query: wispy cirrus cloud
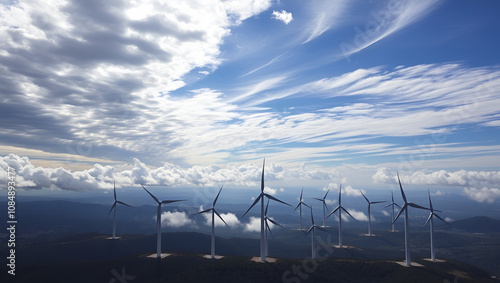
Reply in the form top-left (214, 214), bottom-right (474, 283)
top-left (339, 0), bottom-right (442, 57)
top-left (301, 0), bottom-right (349, 44)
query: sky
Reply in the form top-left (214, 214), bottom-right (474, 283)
top-left (1, 0), bottom-right (500, 206)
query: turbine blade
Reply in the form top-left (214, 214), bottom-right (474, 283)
top-left (265, 199), bottom-right (270, 216)
top-left (394, 203), bottom-right (401, 208)
top-left (192, 208), bottom-right (212, 216)
top-left (213, 186), bottom-right (223, 206)
top-left (323, 201), bottom-right (329, 212)
top-left (338, 184), bottom-right (342, 205)
top-left (313, 198), bottom-right (323, 202)
top-left (397, 172), bottom-right (407, 203)
top-left (310, 206), bottom-right (314, 225)
top-left (214, 209), bottom-right (229, 227)
top-left (294, 202), bottom-right (301, 212)
top-left (371, 201), bottom-right (385, 204)
top-left (265, 194), bottom-right (291, 206)
top-left (424, 214), bottom-right (432, 226)
top-left (116, 200), bottom-right (133, 208)
top-left (161, 199), bottom-right (185, 204)
top-left (408, 202), bottom-right (429, 210)
top-left (384, 203), bottom-right (392, 208)
top-left (267, 217), bottom-right (284, 228)
top-left (113, 180), bottom-right (117, 201)
top-left (434, 213), bottom-right (447, 224)
top-left (323, 189), bottom-right (329, 199)
top-left (242, 195), bottom-right (262, 218)
top-left (300, 188), bottom-right (304, 201)
top-left (360, 190), bottom-right (369, 203)
top-left (428, 189), bottom-right (434, 211)
top-left (342, 207), bottom-right (357, 220)
top-left (304, 226), bottom-right (314, 237)
top-left (392, 205), bottom-right (407, 225)
top-left (107, 202), bottom-right (116, 218)
top-left (326, 206), bottom-right (340, 218)
top-left (316, 226), bottom-right (329, 233)
top-left (142, 185), bottom-right (160, 204)
top-left (261, 159), bottom-right (265, 193)
top-left (265, 219), bottom-right (273, 238)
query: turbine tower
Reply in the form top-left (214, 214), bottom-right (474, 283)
top-left (424, 190), bottom-right (447, 261)
top-left (264, 199), bottom-right (285, 257)
top-left (392, 173), bottom-right (429, 266)
top-left (294, 188), bottom-right (310, 230)
top-left (314, 189), bottom-right (330, 227)
top-left (304, 206), bottom-right (328, 259)
top-left (385, 191), bottom-right (400, 232)
top-left (326, 185), bottom-right (356, 248)
top-left (107, 181), bottom-right (133, 240)
top-left (192, 186), bottom-right (228, 259)
top-left (359, 190), bottom-right (385, 236)
top-left (242, 159), bottom-right (290, 262)
top-left (142, 185), bottom-right (185, 259)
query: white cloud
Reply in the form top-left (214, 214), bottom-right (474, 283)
top-left (463, 187), bottom-right (500, 203)
top-left (302, 0), bottom-right (349, 43)
top-left (444, 217), bottom-right (455, 223)
top-left (244, 216), bottom-right (261, 232)
top-left (340, 0), bottom-right (441, 57)
top-left (264, 186), bottom-right (277, 195)
top-left (160, 210), bottom-right (193, 228)
top-left (381, 210), bottom-right (390, 217)
top-left (347, 209), bottom-right (369, 222)
top-left (431, 190), bottom-right (446, 196)
top-left (373, 168), bottom-right (500, 188)
top-left (199, 205), bottom-right (241, 227)
top-left (272, 10), bottom-right (293, 24)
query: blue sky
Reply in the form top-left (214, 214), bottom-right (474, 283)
top-left (1, 0), bottom-right (500, 206)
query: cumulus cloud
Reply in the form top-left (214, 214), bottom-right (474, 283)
top-left (463, 187), bottom-right (500, 203)
top-left (199, 205), bottom-right (241, 227)
top-left (381, 210), bottom-right (390, 217)
top-left (373, 168), bottom-right (500, 188)
top-left (0, 154), bottom-right (347, 191)
top-left (264, 186), bottom-right (277, 195)
top-left (272, 10), bottom-right (293, 24)
top-left (244, 216), bottom-right (261, 232)
top-left (347, 209), bottom-right (369, 222)
top-left (160, 210), bottom-right (193, 228)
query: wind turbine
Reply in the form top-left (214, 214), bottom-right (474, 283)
top-left (264, 199), bottom-right (285, 257)
top-left (304, 206), bottom-right (328, 259)
top-left (107, 181), bottom-right (133, 240)
top-left (392, 173), bottom-right (429, 266)
top-left (385, 191), bottom-right (400, 232)
top-left (142, 185), bottom-right (185, 259)
top-left (359, 190), bottom-right (385, 236)
top-left (294, 188), bottom-right (310, 230)
top-left (314, 189), bottom-right (330, 227)
top-left (424, 190), bottom-right (447, 261)
top-left (192, 186), bottom-right (228, 259)
top-left (326, 184), bottom-right (356, 248)
top-left (242, 159), bottom-right (290, 262)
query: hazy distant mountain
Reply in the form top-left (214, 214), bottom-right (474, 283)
top-left (443, 216), bottom-right (500, 233)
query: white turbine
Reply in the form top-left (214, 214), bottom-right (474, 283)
top-left (142, 185), bottom-right (185, 259)
top-left (326, 185), bottom-right (356, 248)
top-left (392, 173), bottom-right (429, 266)
top-left (304, 206), bottom-right (328, 259)
top-left (385, 191), bottom-right (400, 232)
top-left (424, 190), bottom-right (447, 261)
top-left (264, 199), bottom-right (285, 257)
top-left (107, 181), bottom-right (132, 240)
top-left (193, 186), bottom-right (228, 259)
top-left (294, 188), bottom-right (310, 230)
top-left (313, 189), bottom-right (330, 227)
top-left (359, 190), bottom-right (385, 236)
top-left (242, 159), bottom-right (290, 262)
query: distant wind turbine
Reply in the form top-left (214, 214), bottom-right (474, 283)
top-left (359, 190), bottom-right (385, 236)
top-left (424, 190), bottom-right (447, 261)
top-left (242, 159), bottom-right (291, 262)
top-left (192, 186), bottom-right (228, 259)
top-left (393, 173), bottom-right (429, 266)
top-left (107, 181), bottom-right (133, 240)
top-left (142, 185), bottom-right (185, 259)
top-left (326, 185), bottom-right (356, 248)
top-left (314, 189), bottom-right (330, 227)
top-left (264, 199), bottom-right (285, 257)
top-left (294, 188), bottom-right (310, 230)
top-left (385, 191), bottom-right (400, 232)
top-left (305, 206), bottom-right (328, 259)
